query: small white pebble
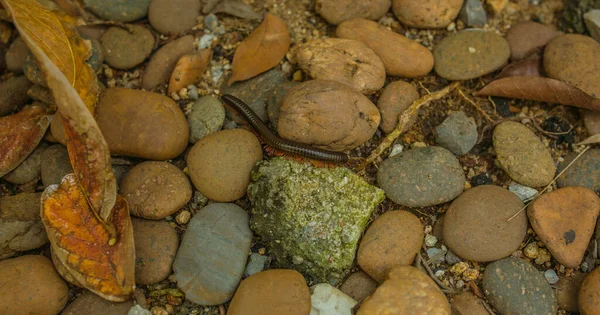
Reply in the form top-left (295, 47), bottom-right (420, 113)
top-left (424, 234), bottom-right (438, 247)
top-left (176, 211), bottom-right (191, 224)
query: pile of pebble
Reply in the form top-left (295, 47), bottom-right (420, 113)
top-left (1, 0), bottom-right (600, 314)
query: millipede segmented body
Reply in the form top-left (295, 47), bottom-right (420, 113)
top-left (221, 94), bottom-right (349, 163)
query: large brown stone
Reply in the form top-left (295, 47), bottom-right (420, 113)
top-left (132, 218), bottom-right (179, 285)
top-left (357, 265), bottom-right (451, 314)
top-left (443, 185), bottom-right (527, 262)
top-left (579, 267), bottom-right (600, 314)
top-left (187, 129), bottom-right (262, 202)
top-left (392, 0), bottom-right (463, 29)
top-left (278, 80), bottom-right (380, 152)
top-left (339, 271), bottom-right (378, 303)
top-left (227, 269), bottom-right (311, 315)
top-left (528, 186), bottom-right (600, 268)
top-left (96, 88), bottom-right (189, 160)
top-left (544, 34), bottom-right (600, 98)
top-left (505, 21), bottom-right (561, 60)
top-left (336, 18), bottom-right (433, 77)
top-left (0, 255), bottom-right (69, 315)
top-left (357, 210), bottom-right (423, 282)
top-left (315, 0), bottom-right (390, 25)
top-left (376, 81), bottom-right (419, 133)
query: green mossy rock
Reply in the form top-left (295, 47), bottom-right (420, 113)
top-left (248, 158), bottom-right (385, 284)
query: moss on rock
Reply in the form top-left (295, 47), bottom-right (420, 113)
top-left (248, 158), bottom-right (384, 284)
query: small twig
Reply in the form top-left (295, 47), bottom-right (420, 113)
top-left (458, 88), bottom-right (495, 123)
top-left (482, 300), bottom-right (498, 315)
top-left (356, 82), bottom-right (460, 171)
top-left (507, 146), bottom-right (591, 221)
top-left (416, 253), bottom-right (460, 294)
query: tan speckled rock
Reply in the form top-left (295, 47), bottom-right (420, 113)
top-left (339, 271), bottom-right (378, 303)
top-left (443, 185), bottom-right (527, 262)
top-left (96, 88), bottom-right (189, 160)
top-left (278, 80), bottom-right (380, 152)
top-left (451, 292), bottom-right (488, 315)
top-left (357, 210), bottom-right (423, 282)
top-left (187, 129), bottom-right (263, 202)
top-left (132, 218), bottom-right (179, 285)
top-left (358, 265), bottom-right (451, 314)
top-left (293, 38), bottom-right (385, 94)
top-left (101, 25), bottom-right (154, 69)
top-left (227, 269), bottom-right (311, 315)
top-left (544, 34), bottom-right (600, 98)
top-left (528, 187), bottom-right (600, 268)
top-left (579, 267), bottom-right (600, 314)
top-left (505, 21), bottom-right (560, 61)
top-left (554, 271), bottom-right (585, 312)
top-left (0, 255), bottom-right (68, 315)
top-left (336, 19), bottom-right (433, 77)
top-left (315, 0), bottom-right (390, 25)
top-left (120, 161), bottom-right (192, 219)
top-left (376, 81), bottom-right (419, 133)
top-left (493, 121), bottom-right (556, 187)
top-left (434, 29), bottom-right (510, 81)
top-left (392, 0), bottom-right (463, 29)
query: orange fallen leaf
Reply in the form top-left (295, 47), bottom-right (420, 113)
top-left (168, 49), bottom-right (213, 94)
top-left (0, 106), bottom-right (51, 177)
top-left (42, 174), bottom-right (135, 302)
top-left (228, 13), bottom-right (290, 85)
top-left (2, 0), bottom-right (116, 220)
top-left (474, 76), bottom-right (600, 112)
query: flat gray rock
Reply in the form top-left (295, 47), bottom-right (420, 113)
top-left (483, 258), bottom-right (557, 314)
top-left (435, 111), bottom-right (478, 155)
top-left (377, 146), bottom-right (465, 207)
top-left (173, 203), bottom-right (252, 305)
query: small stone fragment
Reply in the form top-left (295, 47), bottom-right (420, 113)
top-left (458, 0), bottom-right (487, 27)
top-left (435, 111), bottom-right (478, 155)
top-left (6, 37), bottom-right (28, 73)
top-left (3, 143), bottom-right (46, 184)
top-left (310, 283), bottom-right (357, 315)
top-left (508, 182), bottom-right (539, 202)
top-left (186, 95), bottom-right (225, 143)
top-left (168, 50), bottom-right (212, 94)
top-left (585, 10), bottom-right (600, 42)
top-left (0, 193), bottom-right (47, 259)
top-left (243, 253), bottom-right (268, 277)
top-left (376, 81), bottom-right (419, 133)
top-left (544, 269), bottom-right (559, 284)
top-left (0, 76), bottom-right (32, 116)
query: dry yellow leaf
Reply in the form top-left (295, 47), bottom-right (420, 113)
top-left (2, 0), bottom-right (116, 221)
top-left (2, 0), bottom-right (98, 112)
top-left (228, 13), bottom-right (290, 85)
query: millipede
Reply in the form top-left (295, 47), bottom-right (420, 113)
top-left (221, 94), bottom-right (349, 164)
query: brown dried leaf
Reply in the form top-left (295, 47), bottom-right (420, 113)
top-left (3, 0), bottom-right (116, 220)
top-left (42, 174), bottom-right (135, 302)
top-left (495, 56), bottom-right (544, 79)
top-left (228, 13), bottom-right (290, 85)
top-left (474, 76), bottom-right (600, 111)
top-left (576, 134), bottom-right (600, 146)
top-left (0, 106), bottom-right (51, 177)
top-left (168, 49), bottom-right (213, 94)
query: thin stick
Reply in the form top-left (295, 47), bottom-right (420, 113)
top-left (416, 253), bottom-right (459, 294)
top-left (458, 88), bottom-right (495, 123)
top-left (356, 82), bottom-right (460, 171)
top-left (507, 145), bottom-right (591, 221)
